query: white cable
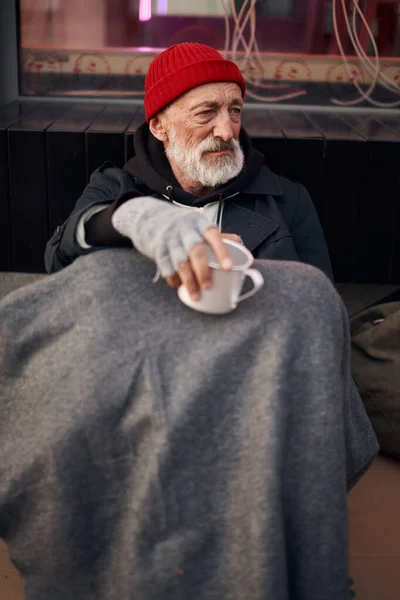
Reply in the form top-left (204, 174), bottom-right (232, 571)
top-left (231, 0), bottom-right (255, 61)
top-left (220, 0), bottom-right (231, 58)
top-left (331, 0), bottom-right (400, 107)
top-left (345, 0), bottom-right (400, 105)
top-left (350, 0), bottom-right (400, 97)
top-left (225, 0), bottom-right (306, 102)
top-left (222, 0), bottom-right (400, 108)
top-left (331, 0), bottom-right (381, 106)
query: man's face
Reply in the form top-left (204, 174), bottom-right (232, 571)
top-left (161, 82), bottom-right (245, 188)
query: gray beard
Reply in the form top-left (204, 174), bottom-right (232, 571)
top-left (165, 130), bottom-right (245, 188)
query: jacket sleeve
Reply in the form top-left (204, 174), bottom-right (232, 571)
top-left (44, 164), bottom-right (135, 274)
top-left (290, 185), bottom-right (334, 281)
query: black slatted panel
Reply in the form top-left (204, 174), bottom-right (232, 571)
top-left (306, 112), bottom-right (366, 283)
top-left (125, 107), bottom-right (145, 162)
top-left (7, 103), bottom-right (70, 273)
top-left (241, 109), bottom-right (287, 176)
top-left (341, 114), bottom-right (400, 284)
top-left (86, 105), bottom-right (137, 177)
top-left (373, 115), bottom-right (400, 284)
top-left (271, 111), bottom-right (325, 218)
top-left (4, 99), bottom-right (400, 283)
top-left (0, 102), bottom-right (34, 271)
top-left (46, 104), bottom-right (105, 235)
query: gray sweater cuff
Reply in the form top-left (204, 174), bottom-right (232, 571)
top-left (112, 197), bottom-right (213, 277)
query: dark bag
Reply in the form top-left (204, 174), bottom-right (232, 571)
top-left (350, 302), bottom-right (400, 458)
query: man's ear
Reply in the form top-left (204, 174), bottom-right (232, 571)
top-left (149, 115), bottom-right (168, 142)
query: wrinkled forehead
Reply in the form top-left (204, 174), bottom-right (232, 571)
top-left (170, 81), bottom-right (243, 114)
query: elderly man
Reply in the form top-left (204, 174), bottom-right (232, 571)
top-left (45, 42), bottom-right (332, 299)
top-left (0, 43), bottom-right (378, 600)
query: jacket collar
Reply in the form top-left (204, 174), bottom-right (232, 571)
top-left (242, 164), bottom-right (283, 197)
top-left (222, 166), bottom-right (285, 253)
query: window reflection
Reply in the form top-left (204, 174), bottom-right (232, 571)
top-left (19, 0), bottom-right (400, 107)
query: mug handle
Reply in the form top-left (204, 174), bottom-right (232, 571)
top-left (237, 268), bottom-right (264, 302)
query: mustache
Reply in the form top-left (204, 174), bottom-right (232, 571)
top-left (199, 137), bottom-right (237, 155)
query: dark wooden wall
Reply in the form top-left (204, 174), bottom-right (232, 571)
top-left (1, 101), bottom-right (400, 283)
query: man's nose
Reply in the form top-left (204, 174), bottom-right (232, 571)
top-left (212, 112), bottom-right (235, 142)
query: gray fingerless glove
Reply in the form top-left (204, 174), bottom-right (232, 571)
top-left (111, 196), bottom-right (214, 277)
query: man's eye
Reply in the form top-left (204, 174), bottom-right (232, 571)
top-left (231, 108), bottom-right (242, 114)
top-left (199, 110), bottom-right (212, 116)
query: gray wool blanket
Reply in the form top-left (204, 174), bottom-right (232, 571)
top-left (0, 249), bottom-right (378, 600)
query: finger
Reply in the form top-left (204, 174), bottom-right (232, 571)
top-left (203, 227), bottom-right (233, 270)
top-left (188, 242), bottom-right (213, 290)
top-left (177, 260), bottom-right (201, 300)
top-left (165, 273), bottom-right (181, 289)
top-left (221, 233), bottom-right (242, 245)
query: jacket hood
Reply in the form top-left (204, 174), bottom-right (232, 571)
top-left (123, 122), bottom-right (265, 207)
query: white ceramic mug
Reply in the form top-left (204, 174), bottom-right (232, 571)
top-left (177, 239), bottom-right (264, 314)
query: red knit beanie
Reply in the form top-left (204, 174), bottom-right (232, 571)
top-left (144, 43), bottom-right (246, 122)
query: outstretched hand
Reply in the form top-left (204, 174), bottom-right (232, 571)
top-left (111, 197), bottom-right (241, 300)
top-left (165, 232), bottom-right (242, 299)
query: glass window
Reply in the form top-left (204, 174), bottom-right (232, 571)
top-left (18, 0), bottom-right (400, 108)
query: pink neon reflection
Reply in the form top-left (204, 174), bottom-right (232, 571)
top-left (139, 0), bottom-right (152, 22)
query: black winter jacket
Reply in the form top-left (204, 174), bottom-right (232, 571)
top-left (45, 124), bottom-right (333, 280)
